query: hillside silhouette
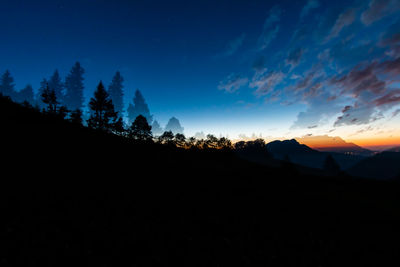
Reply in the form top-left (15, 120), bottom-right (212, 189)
top-left (2, 94), bottom-right (400, 266)
top-left (265, 139), bottom-right (364, 170)
top-left (347, 152), bottom-right (400, 179)
top-left (297, 135), bottom-right (373, 156)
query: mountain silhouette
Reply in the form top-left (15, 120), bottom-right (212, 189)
top-left (266, 139), bottom-right (363, 170)
top-left (267, 139), bottom-right (317, 154)
top-left (386, 146), bottom-right (400, 152)
top-left (297, 135), bottom-right (373, 156)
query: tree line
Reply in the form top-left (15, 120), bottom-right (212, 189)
top-left (0, 62), bottom-right (185, 136)
top-left (0, 65), bottom-right (232, 150)
top-left (40, 81), bottom-right (234, 150)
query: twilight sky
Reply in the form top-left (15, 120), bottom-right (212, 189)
top-left (1, 0), bottom-right (400, 147)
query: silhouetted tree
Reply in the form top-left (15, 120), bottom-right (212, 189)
top-left (165, 117), bottom-right (184, 134)
top-left (151, 120), bottom-right (163, 136)
top-left (64, 62), bottom-right (85, 110)
top-left (205, 134), bottom-right (219, 149)
top-left (48, 70), bottom-right (65, 104)
top-left (16, 84), bottom-right (34, 104)
top-left (323, 154), bottom-right (341, 175)
top-left (234, 141), bottom-right (246, 150)
top-left (235, 139), bottom-right (267, 155)
top-left (108, 71), bottom-right (124, 116)
top-left (0, 70), bottom-right (15, 98)
top-left (174, 133), bottom-right (186, 148)
top-left (41, 84), bottom-right (59, 113)
top-left (196, 138), bottom-right (206, 149)
top-left (158, 131), bottom-right (175, 146)
top-left (87, 81), bottom-right (118, 131)
top-left (187, 137), bottom-right (196, 149)
top-left (217, 137), bottom-right (232, 150)
top-left (127, 90), bottom-right (153, 125)
top-left (70, 109), bottom-right (83, 125)
top-left (113, 117), bottom-right (126, 136)
top-left (128, 115), bottom-right (152, 141)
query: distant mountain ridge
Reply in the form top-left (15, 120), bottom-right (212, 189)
top-left (296, 135), bottom-right (373, 156)
top-left (266, 139), bottom-right (364, 170)
top-left (386, 146), bottom-right (400, 152)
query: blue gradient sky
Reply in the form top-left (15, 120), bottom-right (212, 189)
top-left (1, 0), bottom-right (400, 144)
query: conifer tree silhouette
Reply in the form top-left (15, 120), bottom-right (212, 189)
top-left (151, 120), bottom-right (163, 136)
top-left (113, 117), bottom-right (126, 136)
top-left (108, 71), bottom-right (124, 116)
top-left (36, 78), bottom-right (48, 108)
top-left (48, 70), bottom-right (65, 105)
top-left (158, 131), bottom-right (175, 146)
top-left (128, 115), bottom-right (152, 141)
top-left (64, 62), bottom-right (85, 110)
top-left (70, 109), bottom-right (83, 125)
top-left (87, 81), bottom-right (118, 131)
top-left (41, 84), bottom-right (59, 113)
top-left (0, 70), bottom-right (15, 98)
top-left (165, 117), bottom-right (184, 134)
top-left (127, 90), bottom-right (153, 125)
top-left (16, 84), bottom-right (34, 104)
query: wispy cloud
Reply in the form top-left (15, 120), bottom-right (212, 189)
top-left (392, 108), bottom-right (400, 118)
top-left (300, 0), bottom-right (320, 19)
top-left (219, 33), bottom-right (246, 57)
top-left (218, 74), bottom-right (248, 93)
top-left (258, 5), bottom-right (281, 50)
top-left (361, 0), bottom-right (400, 26)
top-left (325, 8), bottom-right (356, 42)
top-left (250, 69), bottom-right (284, 96)
top-left (334, 104), bottom-right (381, 126)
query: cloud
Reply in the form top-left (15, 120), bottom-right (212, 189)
top-left (328, 57), bottom-right (400, 127)
top-left (374, 89), bottom-right (400, 106)
top-left (249, 69), bottom-right (284, 96)
top-left (379, 57), bottom-right (400, 76)
top-left (294, 71), bottom-right (315, 91)
top-left (218, 74), bottom-right (248, 93)
top-left (291, 94), bottom-right (341, 129)
top-left (303, 83), bottom-right (322, 99)
top-left (380, 20), bottom-right (400, 58)
top-left (325, 8), bottom-right (356, 42)
top-left (286, 48), bottom-right (304, 69)
top-left (220, 33), bottom-right (246, 57)
top-left (258, 5), bottom-right (281, 50)
top-left (334, 103), bottom-right (382, 126)
top-left (392, 108), bottom-right (400, 117)
top-left (300, 0), bottom-right (320, 19)
top-left (361, 0), bottom-right (400, 26)
top-left (330, 63), bottom-right (386, 97)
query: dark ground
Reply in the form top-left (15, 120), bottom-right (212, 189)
top-left (1, 96), bottom-right (400, 266)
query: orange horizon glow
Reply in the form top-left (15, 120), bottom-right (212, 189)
top-left (347, 137), bottom-right (400, 148)
top-left (299, 135), bottom-right (400, 150)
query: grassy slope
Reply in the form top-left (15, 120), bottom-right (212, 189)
top-left (1, 96), bottom-right (400, 266)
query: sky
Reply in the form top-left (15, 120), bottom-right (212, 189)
top-left (1, 0), bottom-right (400, 148)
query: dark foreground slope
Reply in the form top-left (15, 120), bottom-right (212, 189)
top-left (1, 97), bottom-right (400, 266)
top-left (347, 152), bottom-right (400, 179)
